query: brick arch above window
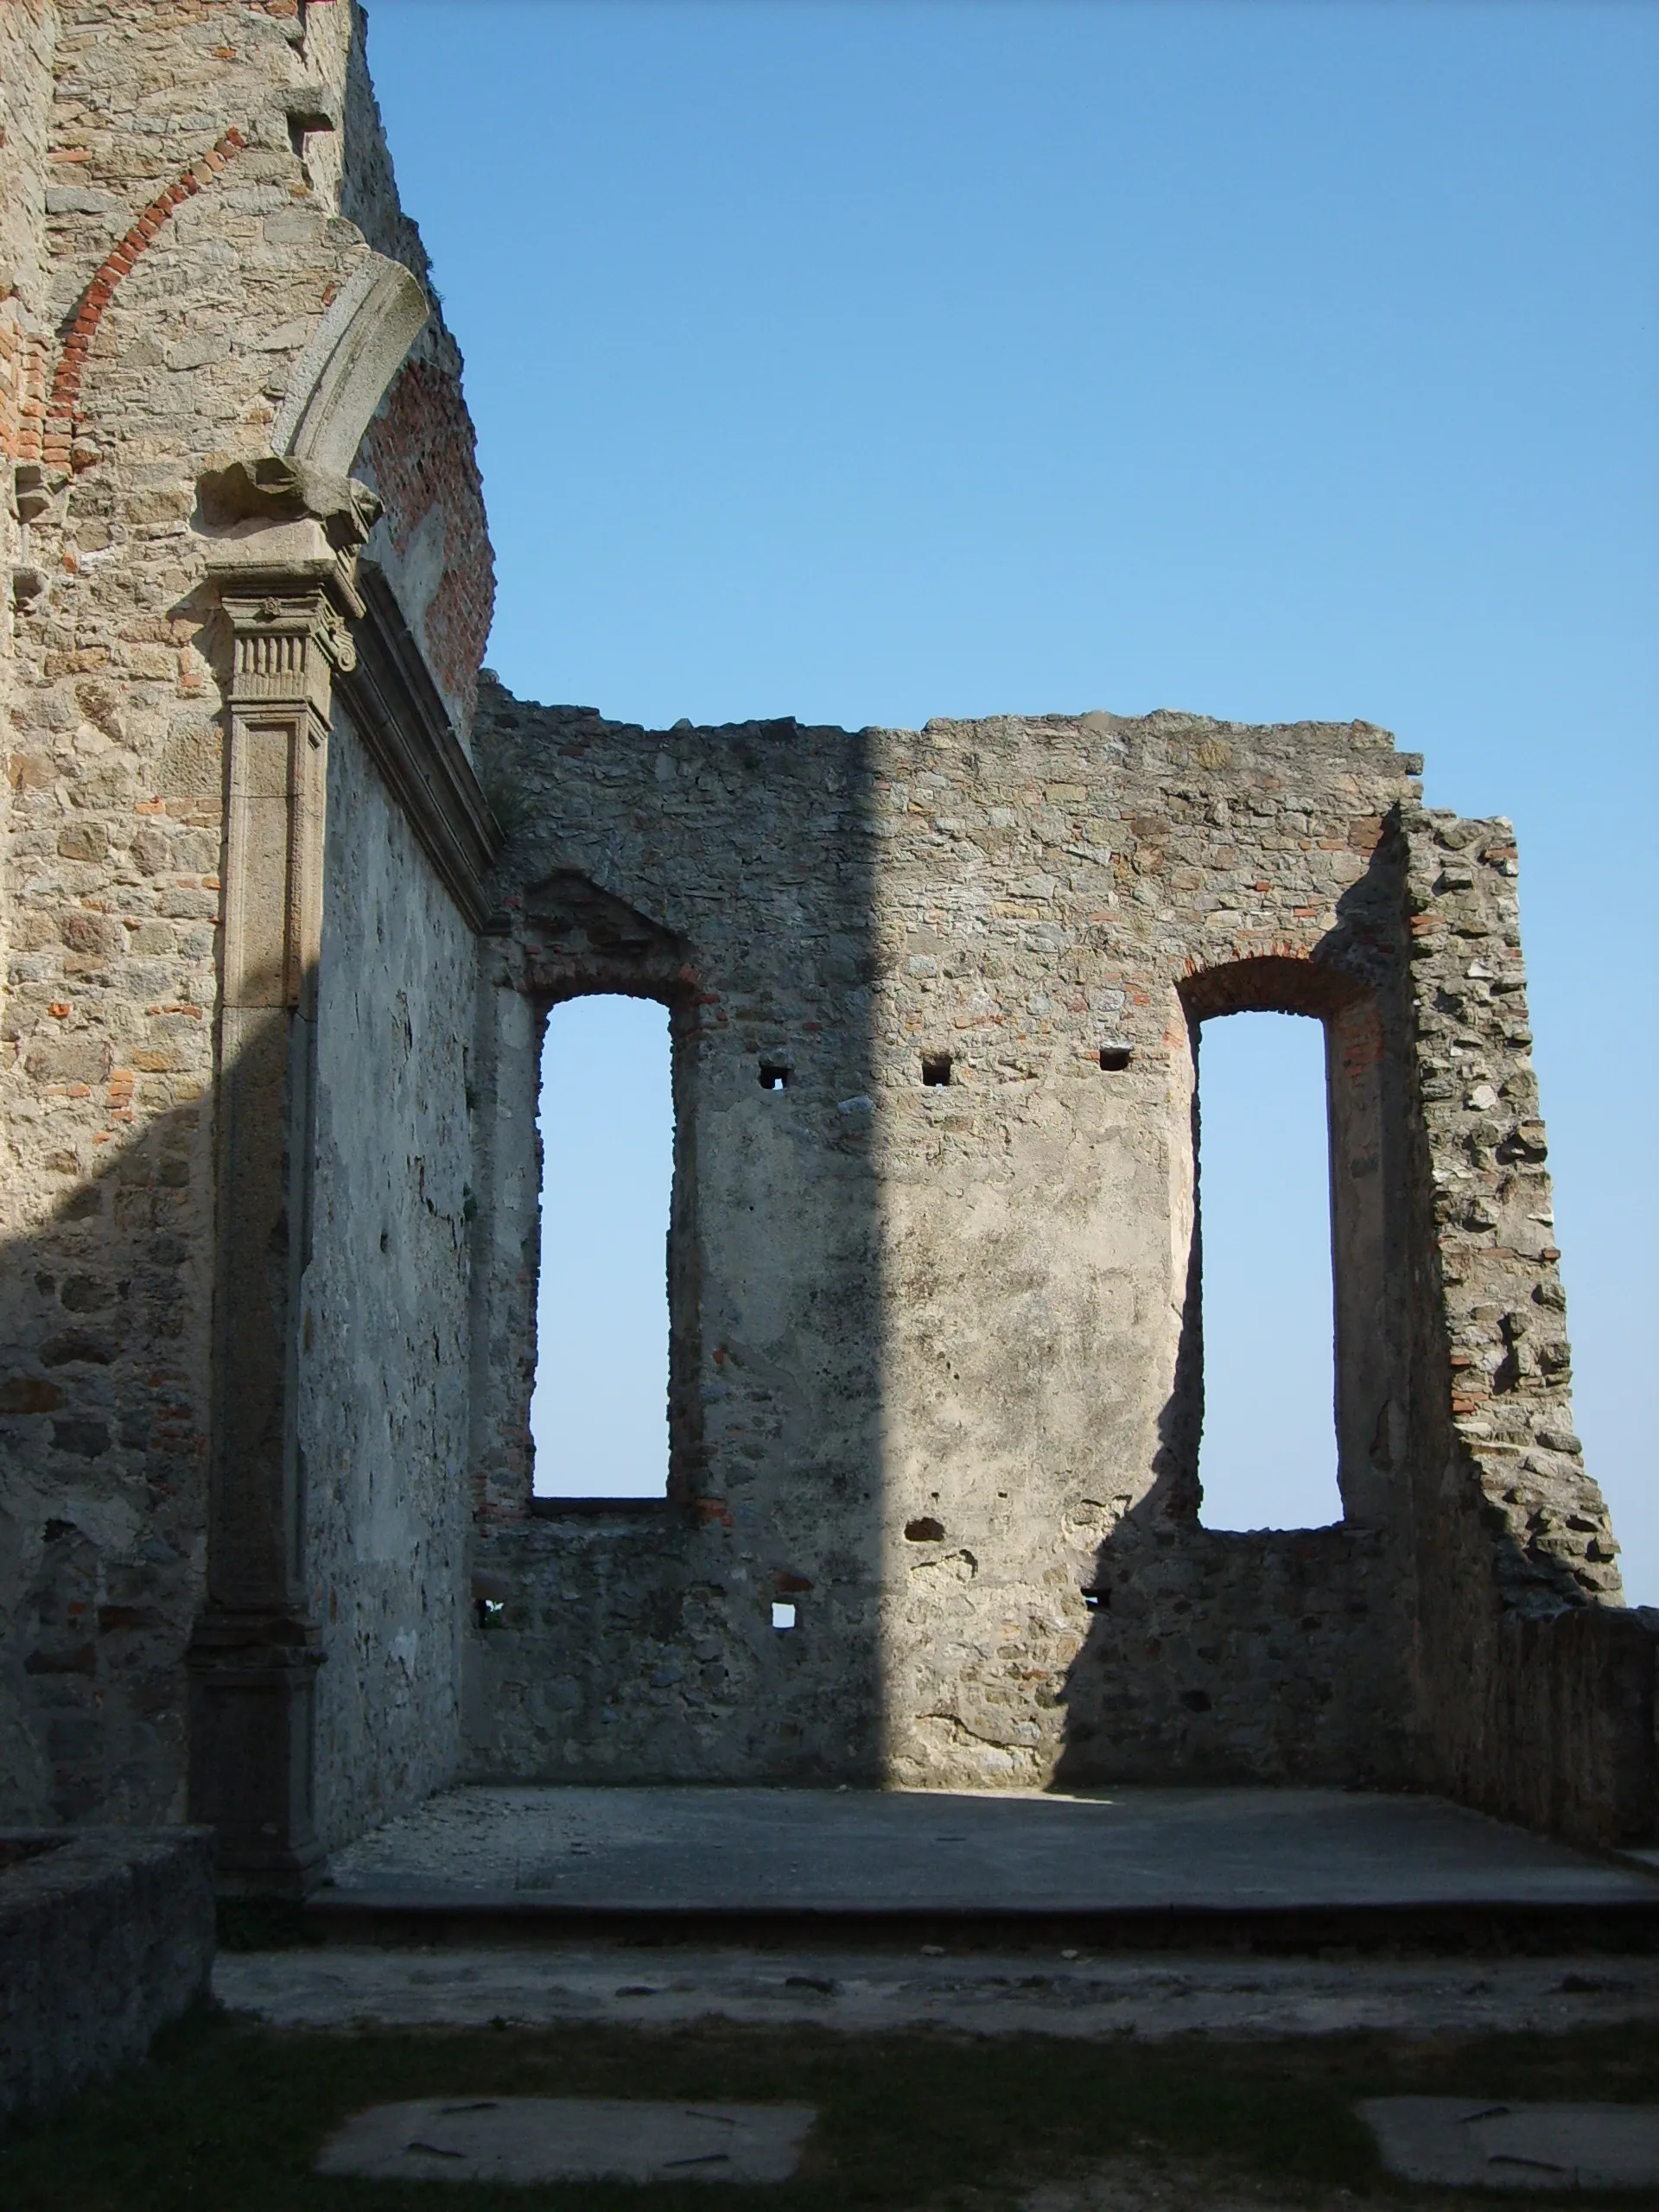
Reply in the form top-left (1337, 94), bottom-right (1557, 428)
top-left (1179, 945), bottom-right (1400, 1534)
top-left (1179, 950), bottom-right (1369, 1025)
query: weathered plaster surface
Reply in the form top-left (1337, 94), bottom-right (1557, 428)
top-left (301, 699), bottom-right (475, 1852)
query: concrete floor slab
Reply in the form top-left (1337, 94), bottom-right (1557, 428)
top-left (1360, 2098), bottom-right (1659, 2190)
top-left (216, 1946), bottom-right (1659, 2041)
top-left (315, 2096), bottom-right (815, 2184)
top-left (321, 1784), bottom-right (1658, 1916)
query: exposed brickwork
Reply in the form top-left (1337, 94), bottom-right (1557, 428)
top-left (0, 321), bottom-right (49, 468)
top-left (37, 129), bottom-right (247, 471)
top-left (357, 358), bottom-right (493, 737)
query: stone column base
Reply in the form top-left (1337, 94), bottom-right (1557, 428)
top-left (185, 1611), bottom-right (326, 1893)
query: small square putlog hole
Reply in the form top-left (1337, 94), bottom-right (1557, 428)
top-left (921, 1053), bottom-right (953, 1088)
top-left (1099, 1044), bottom-right (1134, 1071)
top-left (759, 1062), bottom-right (791, 1090)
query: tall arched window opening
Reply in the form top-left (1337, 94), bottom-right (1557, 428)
top-left (1195, 1009), bottom-right (1343, 1531)
top-left (530, 995), bottom-right (674, 1498)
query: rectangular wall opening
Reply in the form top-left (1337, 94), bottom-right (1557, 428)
top-left (530, 994), bottom-right (674, 1499)
top-left (1195, 1008), bottom-right (1343, 1531)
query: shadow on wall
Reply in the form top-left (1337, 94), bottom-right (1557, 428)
top-left (1056, 830), bottom-right (1659, 1840)
top-left (1056, 865), bottom-right (1421, 1789)
top-left (0, 1094), bottom-right (212, 1827)
top-left (465, 712), bottom-right (892, 1785)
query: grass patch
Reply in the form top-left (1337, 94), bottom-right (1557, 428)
top-left (216, 1896), bottom-right (324, 1953)
top-left (0, 2012), bottom-right (1655, 2210)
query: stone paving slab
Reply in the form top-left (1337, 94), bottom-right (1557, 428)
top-left (1360, 2098), bottom-right (1659, 2190)
top-left (315, 2096), bottom-right (815, 2184)
top-left (217, 1945), bottom-right (1659, 2041)
top-left (321, 1784), bottom-right (1659, 1916)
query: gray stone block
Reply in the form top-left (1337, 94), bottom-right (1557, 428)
top-left (0, 1827), bottom-right (214, 2117)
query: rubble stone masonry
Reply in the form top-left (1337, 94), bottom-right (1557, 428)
top-left (0, 1), bottom-right (491, 1855)
top-left (461, 696), bottom-right (1640, 1828)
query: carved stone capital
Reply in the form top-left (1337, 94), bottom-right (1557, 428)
top-left (217, 583), bottom-right (342, 729)
top-left (196, 447), bottom-right (378, 628)
top-left (198, 450), bottom-right (383, 551)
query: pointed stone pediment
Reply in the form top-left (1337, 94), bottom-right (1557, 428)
top-left (519, 873), bottom-right (690, 999)
top-left (523, 872), bottom-right (683, 962)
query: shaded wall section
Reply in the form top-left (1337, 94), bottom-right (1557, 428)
top-left (0, 1097), bottom-right (210, 1827)
top-left (464, 696), bottom-right (886, 1783)
top-left (300, 698), bottom-right (477, 1853)
top-left (1058, 930), bottom-right (1420, 1789)
top-left (0, 0), bottom-right (493, 1854)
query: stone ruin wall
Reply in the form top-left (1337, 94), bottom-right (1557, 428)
top-left (462, 688), bottom-right (1633, 1816)
top-left (1396, 817), bottom-right (1649, 1835)
top-left (0, 0), bottom-right (491, 1840)
top-left (0, 1), bottom-right (1649, 1866)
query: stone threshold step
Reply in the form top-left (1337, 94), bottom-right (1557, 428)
top-left (298, 1892), bottom-right (1659, 1955)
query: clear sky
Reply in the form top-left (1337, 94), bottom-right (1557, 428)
top-left (368, 0), bottom-right (1658, 1592)
top-left (531, 997), bottom-right (674, 1497)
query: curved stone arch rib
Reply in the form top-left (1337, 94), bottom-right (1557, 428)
top-left (272, 252), bottom-right (429, 476)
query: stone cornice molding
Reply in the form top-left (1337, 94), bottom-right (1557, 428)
top-left (336, 559), bottom-right (502, 931)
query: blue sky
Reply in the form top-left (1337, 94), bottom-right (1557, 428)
top-left (368, 1), bottom-right (1658, 1592)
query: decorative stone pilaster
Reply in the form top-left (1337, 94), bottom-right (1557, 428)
top-left (186, 461), bottom-right (375, 1890)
